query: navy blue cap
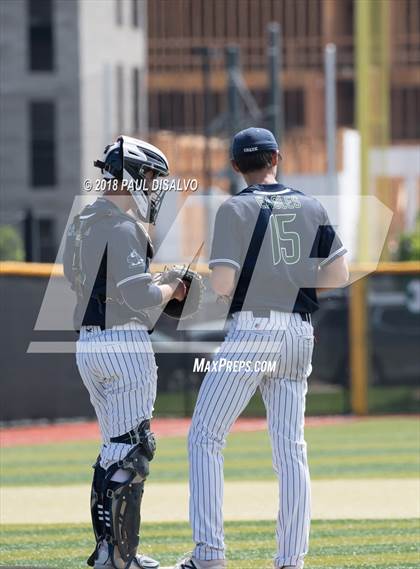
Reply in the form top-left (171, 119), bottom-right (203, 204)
top-left (231, 127), bottom-right (279, 160)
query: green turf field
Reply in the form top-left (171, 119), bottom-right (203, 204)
top-left (1, 417), bottom-right (419, 486)
top-left (1, 417), bottom-right (419, 567)
top-left (155, 387), bottom-right (420, 417)
top-left (1, 519), bottom-right (419, 568)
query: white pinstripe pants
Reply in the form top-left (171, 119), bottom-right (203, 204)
top-left (189, 312), bottom-right (313, 567)
top-left (76, 323), bottom-right (157, 470)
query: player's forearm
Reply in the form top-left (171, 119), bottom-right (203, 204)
top-left (316, 258), bottom-right (349, 292)
top-left (210, 268), bottom-right (236, 296)
top-left (119, 280), bottom-right (163, 311)
top-left (158, 282), bottom-right (182, 304)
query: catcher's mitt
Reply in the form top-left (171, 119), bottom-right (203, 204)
top-left (155, 265), bottom-right (204, 320)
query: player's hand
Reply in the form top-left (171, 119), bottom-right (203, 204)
top-left (154, 265), bottom-right (203, 319)
top-left (172, 278), bottom-right (187, 301)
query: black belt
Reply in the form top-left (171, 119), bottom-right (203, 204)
top-left (110, 420), bottom-right (150, 445)
top-left (110, 430), bottom-right (142, 445)
top-left (251, 310), bottom-right (312, 323)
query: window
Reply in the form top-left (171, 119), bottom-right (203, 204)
top-left (116, 0), bottom-right (122, 25)
top-left (149, 90), bottom-right (224, 133)
top-left (337, 81), bottom-right (354, 127)
top-left (23, 213), bottom-right (56, 261)
top-left (132, 68), bottom-right (140, 133)
top-left (116, 65), bottom-right (124, 132)
top-left (28, 0), bottom-right (54, 71)
top-left (391, 86), bottom-right (420, 141)
top-left (284, 89), bottom-right (305, 131)
top-left (132, 0), bottom-right (139, 27)
top-left (38, 218), bottom-right (56, 262)
top-left (251, 88), bottom-right (305, 132)
top-left (148, 87), bottom-right (307, 134)
top-left (334, 0), bottom-right (354, 36)
top-left (30, 102), bottom-right (56, 187)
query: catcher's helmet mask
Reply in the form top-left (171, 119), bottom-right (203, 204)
top-left (94, 135), bottom-right (169, 224)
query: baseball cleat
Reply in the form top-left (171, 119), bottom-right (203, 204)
top-left (172, 557), bottom-right (227, 569)
top-left (131, 555), bottom-right (160, 569)
top-left (94, 551), bottom-right (160, 569)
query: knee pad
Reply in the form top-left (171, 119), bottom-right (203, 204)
top-left (110, 419), bottom-right (156, 465)
top-left (102, 422), bottom-right (157, 568)
top-left (118, 419), bottom-right (156, 482)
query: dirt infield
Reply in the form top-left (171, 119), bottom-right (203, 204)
top-left (1, 478), bottom-right (419, 525)
top-left (0, 416), bottom-right (358, 447)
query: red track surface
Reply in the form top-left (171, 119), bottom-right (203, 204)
top-left (0, 416), bottom-right (356, 448)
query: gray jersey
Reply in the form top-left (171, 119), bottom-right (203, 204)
top-left (209, 183), bottom-right (346, 314)
top-left (63, 197), bottom-right (162, 330)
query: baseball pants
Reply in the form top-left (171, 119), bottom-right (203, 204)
top-left (76, 322), bottom-right (157, 470)
top-left (189, 311), bottom-right (313, 568)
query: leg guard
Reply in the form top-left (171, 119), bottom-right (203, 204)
top-left (87, 456), bottom-right (106, 566)
top-left (104, 422), bottom-right (156, 569)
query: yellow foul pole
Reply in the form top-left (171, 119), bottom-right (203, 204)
top-left (351, 0), bottom-right (390, 415)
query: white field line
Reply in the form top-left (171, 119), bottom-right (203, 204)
top-left (1, 479), bottom-right (419, 525)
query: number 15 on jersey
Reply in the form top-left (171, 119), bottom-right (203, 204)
top-left (270, 213), bottom-right (301, 265)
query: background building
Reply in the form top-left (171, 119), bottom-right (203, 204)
top-left (148, 0), bottom-right (419, 144)
top-left (0, 0), bottom-right (147, 261)
top-left (146, 0), bottom-right (420, 262)
top-left (0, 0), bottom-right (418, 261)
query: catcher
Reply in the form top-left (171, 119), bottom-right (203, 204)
top-left (63, 135), bottom-right (202, 569)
